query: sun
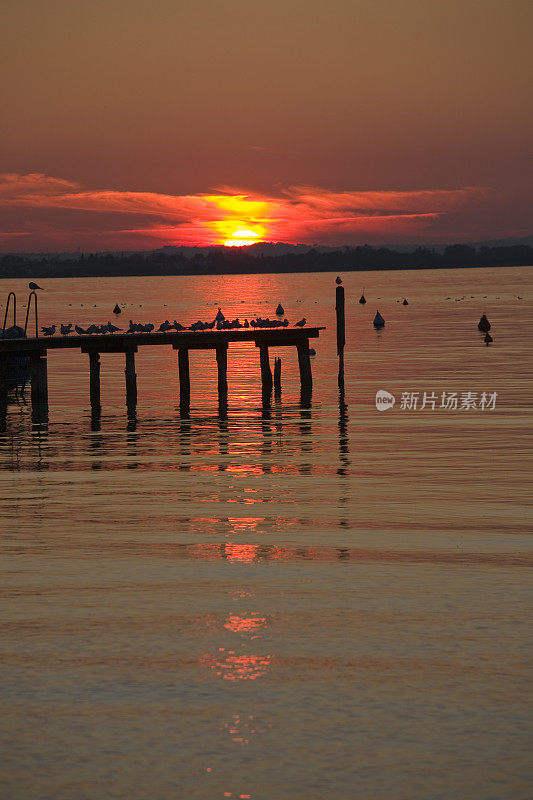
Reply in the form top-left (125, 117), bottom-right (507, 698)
top-left (224, 227), bottom-right (261, 247)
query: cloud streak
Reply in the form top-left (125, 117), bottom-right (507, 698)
top-left (0, 173), bottom-right (490, 250)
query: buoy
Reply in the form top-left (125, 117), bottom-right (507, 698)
top-left (484, 332), bottom-right (493, 344)
top-left (478, 314), bottom-right (491, 332)
top-left (275, 303), bottom-right (284, 315)
top-left (359, 288), bottom-right (366, 304)
top-left (113, 304), bottom-right (121, 314)
top-left (335, 276), bottom-right (342, 284)
top-left (373, 311), bottom-right (385, 328)
top-left (403, 298), bottom-right (408, 306)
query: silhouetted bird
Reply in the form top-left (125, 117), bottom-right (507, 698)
top-left (75, 325), bottom-right (87, 335)
top-left (478, 314), bottom-right (491, 332)
top-left (41, 324), bottom-right (55, 336)
top-left (172, 320), bottom-right (185, 331)
top-left (294, 318), bottom-right (306, 327)
top-left (60, 324), bottom-right (72, 336)
top-left (158, 320), bottom-right (172, 332)
top-left (215, 308), bottom-right (225, 323)
top-left (403, 299), bottom-right (409, 306)
top-left (335, 276), bottom-right (342, 284)
top-left (373, 311), bottom-right (385, 328)
top-left (141, 323), bottom-right (154, 333)
top-left (484, 332), bottom-right (493, 344)
top-left (276, 303), bottom-right (284, 315)
top-left (113, 304), bottom-right (121, 314)
top-left (126, 321), bottom-right (137, 333)
top-left (86, 324), bottom-right (100, 334)
top-left (107, 322), bottom-right (121, 333)
top-left (29, 282), bottom-right (44, 290)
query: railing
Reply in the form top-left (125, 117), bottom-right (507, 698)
top-left (24, 291), bottom-right (39, 338)
top-left (2, 292), bottom-right (17, 338)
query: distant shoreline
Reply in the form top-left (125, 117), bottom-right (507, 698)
top-left (1, 243), bottom-right (532, 280)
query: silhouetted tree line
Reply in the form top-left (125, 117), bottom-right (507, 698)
top-left (1, 243), bottom-right (532, 279)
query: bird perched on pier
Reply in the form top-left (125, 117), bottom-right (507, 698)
top-left (478, 314), bottom-right (491, 332)
top-left (275, 303), bottom-right (285, 315)
top-left (75, 325), bottom-right (87, 335)
top-left (294, 318), bottom-right (306, 327)
top-left (158, 320), bottom-right (172, 332)
top-left (41, 324), bottom-right (55, 336)
top-left (86, 324), bottom-right (101, 334)
top-left (215, 308), bottom-right (225, 323)
top-left (373, 311), bottom-right (385, 327)
top-left (141, 323), bottom-right (154, 333)
top-left (171, 320), bottom-right (185, 331)
top-left (106, 322), bottom-right (121, 333)
top-left (29, 282), bottom-right (44, 290)
top-left (335, 276), bottom-right (342, 284)
top-left (60, 324), bottom-right (72, 336)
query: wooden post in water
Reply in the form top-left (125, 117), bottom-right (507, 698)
top-left (0, 356), bottom-right (8, 426)
top-left (274, 357), bottom-right (281, 390)
top-left (259, 343), bottom-right (273, 392)
top-left (124, 350), bottom-right (137, 408)
top-left (88, 351), bottom-right (101, 412)
top-left (177, 347), bottom-right (190, 409)
top-left (336, 283), bottom-right (345, 385)
top-left (297, 341), bottom-right (312, 391)
top-left (30, 351), bottom-right (49, 413)
top-left (216, 343), bottom-right (228, 395)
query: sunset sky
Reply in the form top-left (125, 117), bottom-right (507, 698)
top-left (1, 0), bottom-right (531, 251)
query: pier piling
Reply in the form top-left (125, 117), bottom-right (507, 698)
top-left (124, 350), bottom-right (137, 408)
top-left (177, 347), bottom-right (191, 409)
top-left (259, 344), bottom-right (273, 392)
top-left (216, 343), bottom-right (228, 396)
top-left (274, 357), bottom-right (281, 390)
top-left (88, 351), bottom-right (101, 412)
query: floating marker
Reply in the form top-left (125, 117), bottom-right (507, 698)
top-left (373, 311), bottom-right (385, 328)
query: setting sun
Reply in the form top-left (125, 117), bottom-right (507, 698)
top-left (224, 227), bottom-right (261, 247)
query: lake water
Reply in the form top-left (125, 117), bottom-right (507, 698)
top-left (1, 267), bottom-right (531, 800)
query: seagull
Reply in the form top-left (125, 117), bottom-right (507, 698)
top-left (335, 276), bottom-right (342, 284)
top-left (171, 320), bottom-right (186, 331)
top-left (158, 320), bottom-right (172, 332)
top-left (141, 323), bottom-right (154, 333)
top-left (99, 324), bottom-right (109, 334)
top-left (41, 324), bottom-right (55, 336)
top-left (215, 307), bottom-right (225, 323)
top-left (275, 303), bottom-right (284, 315)
top-left (294, 318), bottom-right (306, 327)
top-left (60, 324), bottom-right (72, 336)
top-left (75, 325), bottom-right (87, 335)
top-left (373, 311), bottom-right (385, 328)
top-left (86, 324), bottom-right (100, 334)
top-left (29, 282), bottom-right (44, 290)
top-left (107, 322), bottom-right (122, 333)
top-left (126, 320), bottom-right (137, 333)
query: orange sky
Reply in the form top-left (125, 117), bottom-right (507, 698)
top-left (1, 0), bottom-right (532, 251)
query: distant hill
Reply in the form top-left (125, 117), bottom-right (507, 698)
top-left (1, 241), bottom-right (532, 280)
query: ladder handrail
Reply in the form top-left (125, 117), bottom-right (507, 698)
top-left (24, 291), bottom-right (39, 338)
top-left (2, 292), bottom-right (16, 339)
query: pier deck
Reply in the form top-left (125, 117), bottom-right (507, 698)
top-left (0, 326), bottom-right (325, 419)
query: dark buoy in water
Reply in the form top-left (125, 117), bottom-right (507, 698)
top-left (359, 288), bottom-right (366, 304)
top-left (275, 303), bottom-right (284, 315)
top-left (113, 304), bottom-right (121, 314)
top-left (403, 298), bottom-right (408, 306)
top-left (478, 314), bottom-right (491, 332)
top-left (335, 276), bottom-right (342, 284)
top-left (373, 310), bottom-right (385, 328)
top-left (484, 332), bottom-right (493, 344)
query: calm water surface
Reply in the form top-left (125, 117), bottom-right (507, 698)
top-left (1, 267), bottom-right (532, 799)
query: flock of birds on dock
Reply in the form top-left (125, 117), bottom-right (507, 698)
top-left (39, 305), bottom-right (307, 337)
top-left (30, 279), bottom-right (499, 345)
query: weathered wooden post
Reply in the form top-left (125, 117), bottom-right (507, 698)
top-left (124, 349), bottom-right (137, 408)
top-left (297, 341), bottom-right (312, 391)
top-left (216, 343), bottom-right (228, 394)
top-left (0, 355), bottom-right (8, 427)
top-left (258, 343), bottom-right (273, 392)
top-left (336, 284), bottom-right (345, 386)
top-left (30, 350), bottom-right (49, 414)
top-left (274, 357), bottom-right (281, 391)
top-left (88, 351), bottom-right (101, 412)
top-left (177, 347), bottom-right (190, 411)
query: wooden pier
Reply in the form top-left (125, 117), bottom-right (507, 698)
top-left (0, 326), bottom-right (324, 420)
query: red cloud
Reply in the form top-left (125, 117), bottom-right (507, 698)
top-left (0, 173), bottom-right (490, 250)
